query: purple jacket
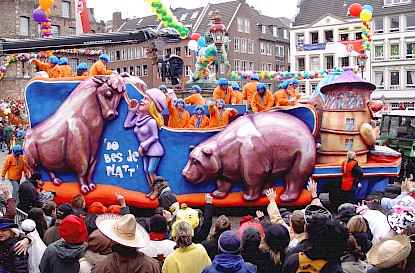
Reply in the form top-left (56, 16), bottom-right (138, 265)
top-left (124, 109), bottom-right (164, 157)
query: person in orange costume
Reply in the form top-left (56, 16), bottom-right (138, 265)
top-left (213, 78), bottom-right (236, 105)
top-left (58, 57), bottom-right (73, 78)
top-left (289, 78), bottom-right (301, 102)
top-left (189, 105), bottom-right (210, 129)
top-left (251, 83), bottom-right (274, 113)
top-left (242, 74), bottom-right (260, 110)
top-left (74, 62), bottom-right (89, 77)
top-left (184, 85), bottom-right (205, 106)
top-left (30, 56), bottom-right (61, 78)
top-left (167, 98), bottom-right (191, 128)
top-left (208, 99), bottom-right (238, 128)
top-left (89, 54), bottom-right (113, 76)
top-left (231, 83), bottom-right (243, 104)
top-left (273, 79), bottom-right (299, 107)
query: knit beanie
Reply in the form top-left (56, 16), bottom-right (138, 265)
top-left (146, 88), bottom-right (167, 113)
top-left (88, 202), bottom-right (107, 215)
top-left (241, 226), bottom-right (261, 250)
top-left (218, 230), bottom-right (242, 254)
top-left (59, 215), bottom-right (88, 244)
top-left (149, 214), bottom-right (168, 233)
top-left (263, 223), bottom-right (290, 251)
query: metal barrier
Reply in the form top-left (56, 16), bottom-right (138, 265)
top-left (14, 207), bottom-right (28, 227)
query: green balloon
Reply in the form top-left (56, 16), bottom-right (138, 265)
top-left (162, 16), bottom-right (168, 21)
top-left (161, 10), bottom-right (167, 16)
top-left (156, 8), bottom-right (163, 14)
top-left (151, 2), bottom-right (158, 7)
top-left (167, 17), bottom-right (173, 23)
top-left (156, 2), bottom-right (162, 8)
top-left (167, 23), bottom-right (174, 27)
top-left (180, 31), bottom-right (186, 36)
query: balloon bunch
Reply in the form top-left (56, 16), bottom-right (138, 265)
top-left (32, 0), bottom-right (54, 38)
top-left (54, 49), bottom-right (104, 55)
top-left (349, 3), bottom-right (373, 51)
top-left (144, 0), bottom-right (189, 39)
top-left (195, 44), bottom-right (218, 78)
top-left (230, 67), bottom-right (359, 81)
top-left (0, 53), bottom-right (37, 80)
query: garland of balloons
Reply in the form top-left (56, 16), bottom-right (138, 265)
top-left (187, 33), bottom-right (218, 78)
top-left (54, 49), bottom-right (104, 55)
top-left (230, 67), bottom-right (359, 81)
top-left (349, 3), bottom-right (373, 51)
top-left (144, 0), bottom-right (189, 39)
top-left (32, 0), bottom-right (54, 38)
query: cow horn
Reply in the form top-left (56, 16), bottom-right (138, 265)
top-left (189, 145), bottom-right (196, 152)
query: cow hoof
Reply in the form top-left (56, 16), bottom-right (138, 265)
top-left (243, 193), bottom-right (260, 202)
top-left (212, 190), bottom-right (228, 199)
top-left (52, 178), bottom-right (62, 186)
top-left (280, 193), bottom-right (298, 203)
top-left (89, 183), bottom-right (96, 191)
top-left (80, 185), bottom-right (90, 194)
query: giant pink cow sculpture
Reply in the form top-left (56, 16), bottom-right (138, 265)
top-left (25, 74), bottom-right (126, 193)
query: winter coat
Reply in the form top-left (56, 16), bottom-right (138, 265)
top-left (208, 105), bottom-right (238, 128)
top-left (39, 239), bottom-right (86, 273)
top-left (201, 231), bottom-right (222, 260)
top-left (0, 236), bottom-right (29, 273)
top-left (358, 209), bottom-right (395, 244)
top-left (184, 93), bottom-right (206, 106)
top-left (251, 91), bottom-right (274, 113)
top-left (79, 229), bottom-right (112, 273)
top-left (59, 65), bottom-right (73, 78)
top-left (352, 232), bottom-right (373, 253)
top-left (340, 253), bottom-right (376, 273)
top-left (89, 60), bottom-right (112, 76)
top-left (42, 224), bottom-right (61, 246)
top-left (202, 253), bottom-right (257, 273)
top-left (1, 197), bottom-right (16, 219)
top-left (167, 99), bottom-right (191, 128)
top-left (0, 127), bottom-right (4, 142)
top-left (193, 203), bottom-right (214, 244)
top-left (213, 86), bottom-right (236, 105)
top-left (17, 179), bottom-right (42, 213)
top-left (162, 243), bottom-right (211, 273)
top-left (282, 252), bottom-right (344, 273)
top-left (1, 154), bottom-right (29, 181)
top-left (91, 245), bottom-right (161, 273)
top-left (3, 126), bottom-right (14, 143)
top-left (381, 192), bottom-right (415, 213)
top-left (336, 210), bottom-right (373, 242)
top-left (158, 186), bottom-right (179, 216)
top-left (242, 248), bottom-right (277, 273)
top-left (72, 207), bottom-right (87, 218)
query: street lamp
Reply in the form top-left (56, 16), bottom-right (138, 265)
top-left (357, 49), bottom-right (368, 79)
top-left (209, 10), bottom-right (227, 80)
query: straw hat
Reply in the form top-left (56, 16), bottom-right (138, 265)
top-left (96, 214), bottom-right (149, 248)
top-left (367, 235), bottom-right (411, 269)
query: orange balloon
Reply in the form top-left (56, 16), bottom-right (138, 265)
top-left (45, 50), bottom-right (54, 56)
top-left (45, 8), bottom-right (51, 17)
top-left (39, 0), bottom-right (54, 10)
top-left (42, 29), bottom-right (47, 34)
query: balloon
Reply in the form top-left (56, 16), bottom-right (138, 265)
top-left (39, 0), bottom-right (53, 10)
top-left (151, 2), bottom-right (158, 7)
top-left (45, 8), bottom-right (51, 17)
top-left (349, 3), bottom-right (362, 17)
top-left (190, 33), bottom-right (201, 41)
top-left (360, 10), bottom-right (372, 21)
top-left (32, 8), bottom-right (48, 23)
top-left (188, 40), bottom-right (198, 51)
top-left (197, 37), bottom-right (207, 47)
top-left (362, 5), bottom-right (373, 14)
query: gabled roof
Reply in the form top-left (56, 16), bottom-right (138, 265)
top-left (194, 1), bottom-right (241, 34)
top-left (248, 7), bottom-right (290, 43)
top-left (294, 0), bottom-right (415, 27)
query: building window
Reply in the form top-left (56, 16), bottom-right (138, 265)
top-left (129, 66), bottom-right (134, 75)
top-left (346, 118), bottom-right (355, 131)
top-left (390, 16), bottom-right (400, 32)
top-left (184, 46), bottom-right (191, 57)
top-left (391, 71), bottom-right (400, 87)
top-left (109, 52), bottom-right (114, 62)
top-left (185, 66), bottom-right (191, 76)
top-left (142, 65), bottom-right (148, 76)
top-left (390, 44), bottom-right (400, 59)
top-left (284, 29), bottom-right (288, 39)
top-left (407, 42), bottom-right (415, 59)
top-left (121, 50), bottom-right (127, 60)
top-left (273, 27), bottom-right (278, 36)
top-left (276, 64), bottom-right (285, 71)
top-left (20, 17), bottom-right (29, 36)
top-left (191, 12), bottom-right (198, 19)
top-left (337, 92), bottom-right (345, 109)
top-left (115, 51), bottom-right (121, 61)
top-left (355, 32), bottom-right (362, 40)
top-left (297, 33), bottom-right (304, 45)
top-left (260, 43), bottom-right (265, 54)
top-left (234, 37), bottom-right (240, 52)
top-left (179, 14), bottom-right (187, 21)
top-left (247, 40), bottom-right (254, 54)
top-left (311, 32), bottom-right (319, 44)
top-left (69, 27), bottom-right (76, 36)
top-left (128, 48), bottom-right (134, 60)
top-left (51, 25), bottom-right (60, 36)
top-left (298, 84), bottom-right (306, 95)
top-left (142, 47), bottom-right (148, 58)
top-left (69, 58), bottom-right (78, 69)
top-left (135, 48), bottom-right (141, 59)
top-left (242, 60), bottom-right (247, 71)
top-left (266, 44), bottom-right (271, 55)
top-left (407, 71), bottom-right (415, 88)
top-left (324, 30), bottom-right (333, 42)
top-left (241, 38), bottom-right (247, 53)
top-left (339, 31), bottom-right (349, 41)
top-left (260, 62), bottom-right (266, 71)
top-left (275, 45), bottom-right (284, 61)
top-left (407, 14), bottom-right (415, 29)
top-left (261, 25), bottom-right (266, 34)
top-left (267, 63), bottom-right (272, 71)
top-left (237, 17), bottom-right (243, 32)
top-left (311, 83), bottom-right (318, 94)
top-left (175, 47), bottom-right (181, 56)
top-left (244, 19), bottom-right (250, 33)
top-left (136, 66), bottom-right (141, 76)
top-left (234, 60), bottom-right (240, 71)
top-left (62, 1), bottom-right (70, 18)
top-left (297, 58), bottom-right (305, 71)
top-left (345, 139), bottom-right (354, 151)
top-left (384, 0), bottom-right (411, 5)
top-left (165, 48), bottom-right (172, 57)
top-left (249, 61), bottom-right (254, 70)
top-left (375, 72), bottom-right (384, 89)
top-left (374, 45), bottom-right (384, 61)
top-left (374, 18), bottom-right (384, 34)
top-left (311, 57), bottom-right (320, 71)
top-left (87, 59), bottom-right (94, 69)
top-left (346, 91), bottom-right (356, 109)
top-left (341, 57), bottom-right (349, 67)
top-left (325, 55), bottom-right (334, 69)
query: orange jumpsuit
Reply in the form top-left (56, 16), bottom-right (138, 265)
top-left (184, 93), bottom-right (205, 106)
top-left (242, 81), bottom-right (259, 104)
top-left (60, 64), bottom-right (73, 77)
top-left (189, 114), bottom-right (210, 128)
top-left (167, 99), bottom-right (191, 128)
top-left (1, 154), bottom-right (29, 181)
top-left (213, 86), bottom-right (236, 105)
top-left (74, 71), bottom-right (89, 77)
top-left (233, 90), bottom-right (243, 104)
top-left (89, 60), bottom-right (113, 76)
top-left (273, 89), bottom-right (300, 107)
top-left (32, 60), bottom-right (61, 78)
top-left (251, 90), bottom-right (274, 113)
top-left (208, 105), bottom-right (238, 128)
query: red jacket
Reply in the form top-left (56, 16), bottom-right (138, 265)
top-left (341, 160), bottom-right (357, 191)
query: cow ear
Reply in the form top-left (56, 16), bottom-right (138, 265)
top-left (189, 145), bottom-right (196, 152)
top-left (202, 147), bottom-right (212, 156)
top-left (92, 75), bottom-right (107, 84)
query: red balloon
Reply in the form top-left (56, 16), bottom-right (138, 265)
top-left (349, 3), bottom-right (362, 17)
top-left (190, 33), bottom-right (201, 41)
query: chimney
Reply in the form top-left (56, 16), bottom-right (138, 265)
top-left (112, 11), bottom-right (123, 30)
top-left (240, 0), bottom-right (246, 5)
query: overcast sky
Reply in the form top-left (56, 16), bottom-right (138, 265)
top-left (87, 0), bottom-right (298, 22)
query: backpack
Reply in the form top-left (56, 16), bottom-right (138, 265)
top-left (296, 252), bottom-right (328, 273)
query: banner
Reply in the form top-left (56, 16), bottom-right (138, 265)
top-left (75, 0), bottom-right (91, 34)
top-left (297, 43), bottom-right (326, 51)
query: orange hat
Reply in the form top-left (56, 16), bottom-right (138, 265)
top-left (107, 205), bottom-right (121, 215)
top-left (88, 202), bottom-right (107, 215)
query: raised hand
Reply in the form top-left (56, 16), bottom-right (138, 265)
top-left (266, 188), bottom-right (277, 202)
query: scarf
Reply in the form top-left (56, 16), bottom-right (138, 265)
top-left (195, 114), bottom-right (203, 128)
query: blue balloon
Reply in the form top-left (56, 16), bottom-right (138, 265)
top-left (362, 5), bottom-right (373, 14)
top-left (197, 37), bottom-right (207, 47)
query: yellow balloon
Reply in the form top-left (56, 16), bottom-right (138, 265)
top-left (39, 0), bottom-right (54, 10)
top-left (144, 0), bottom-right (152, 2)
top-left (360, 10), bottom-right (372, 21)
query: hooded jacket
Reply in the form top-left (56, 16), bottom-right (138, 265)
top-left (39, 239), bottom-right (86, 273)
top-left (202, 253), bottom-right (257, 273)
top-left (17, 178), bottom-right (42, 213)
top-left (0, 236), bottom-right (29, 273)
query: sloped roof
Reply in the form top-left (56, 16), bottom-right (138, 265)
top-left (320, 68), bottom-right (376, 93)
top-left (248, 7), bottom-right (290, 43)
top-left (195, 1), bottom-right (241, 34)
top-left (294, 0), bottom-right (415, 27)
